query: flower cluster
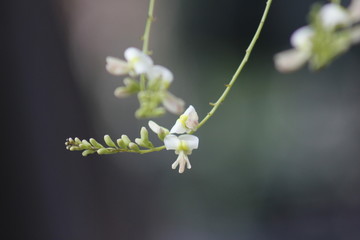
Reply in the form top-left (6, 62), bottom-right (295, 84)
top-left (274, 0), bottom-right (360, 72)
top-left (106, 47), bottom-right (185, 118)
top-left (149, 105), bottom-right (199, 173)
top-left (65, 105), bottom-right (200, 174)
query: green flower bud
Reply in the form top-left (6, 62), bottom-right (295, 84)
top-left (123, 78), bottom-right (140, 93)
top-left (117, 139), bottom-right (127, 149)
top-left (114, 87), bottom-right (131, 98)
top-left (140, 127), bottom-right (149, 140)
top-left (104, 135), bottom-right (117, 148)
top-left (121, 135), bottom-right (131, 146)
top-left (97, 148), bottom-right (113, 155)
top-left (89, 138), bottom-right (104, 149)
top-left (135, 138), bottom-right (144, 146)
top-left (128, 142), bottom-right (140, 151)
top-left (82, 149), bottom-right (96, 156)
top-left (158, 128), bottom-right (170, 141)
top-left (81, 140), bottom-right (92, 149)
top-left (69, 146), bottom-right (80, 151)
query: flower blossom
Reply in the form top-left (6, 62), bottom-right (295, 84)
top-left (274, 1), bottom-right (360, 73)
top-left (274, 26), bottom-right (314, 73)
top-left (148, 120), bottom-right (169, 141)
top-left (146, 65), bottom-right (185, 115)
top-left (162, 92), bottom-right (185, 115)
top-left (147, 65), bottom-right (174, 88)
top-left (164, 134), bottom-right (199, 173)
top-left (319, 3), bottom-right (351, 30)
top-left (106, 47), bottom-right (153, 76)
top-left (170, 105), bottom-right (199, 134)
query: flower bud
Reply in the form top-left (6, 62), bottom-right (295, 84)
top-left (82, 150), bottom-right (96, 156)
top-left (89, 138), bottom-right (104, 148)
top-left (104, 135), bottom-right (117, 148)
top-left (121, 135), bottom-right (131, 146)
top-left (117, 139), bottom-right (127, 149)
top-left (129, 142), bottom-right (140, 151)
top-left (114, 87), bottom-right (131, 98)
top-left (97, 148), bottom-right (113, 155)
top-left (81, 140), bottom-right (92, 149)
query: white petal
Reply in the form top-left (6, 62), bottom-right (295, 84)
top-left (185, 108), bottom-right (199, 131)
top-left (106, 57), bottom-right (130, 75)
top-left (290, 26), bottom-right (314, 51)
top-left (163, 92), bottom-right (185, 115)
top-left (319, 3), bottom-right (351, 29)
top-left (147, 65), bottom-right (173, 84)
top-left (164, 134), bottom-right (180, 150)
top-left (170, 120), bottom-right (187, 134)
top-left (171, 158), bottom-right (179, 170)
top-left (133, 61), bottom-right (152, 74)
top-left (124, 47), bottom-right (153, 74)
top-left (274, 49), bottom-right (310, 73)
top-left (178, 135), bottom-right (199, 151)
top-left (185, 156), bottom-right (192, 169)
top-left (124, 47), bottom-right (143, 61)
top-left (148, 121), bottom-right (161, 134)
top-left (183, 105), bottom-right (196, 116)
top-left (114, 87), bottom-right (130, 98)
top-left (349, 0), bottom-right (360, 21)
top-left (177, 151), bottom-right (187, 173)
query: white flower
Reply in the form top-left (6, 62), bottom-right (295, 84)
top-left (147, 65), bottom-right (174, 88)
top-left (170, 105), bottom-right (199, 134)
top-left (274, 49), bottom-right (311, 73)
top-left (274, 26), bottom-right (314, 72)
top-left (148, 120), bottom-right (169, 140)
top-left (106, 57), bottom-right (131, 75)
top-left (349, 0), bottom-right (360, 21)
top-left (290, 26), bottom-right (314, 51)
top-left (162, 92), bottom-right (185, 115)
top-left (164, 134), bottom-right (199, 173)
top-left (319, 3), bottom-right (351, 30)
top-left (106, 47), bottom-right (153, 76)
top-left (125, 47), bottom-right (154, 74)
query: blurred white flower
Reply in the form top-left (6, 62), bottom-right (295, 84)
top-left (170, 105), bottom-right (199, 134)
top-left (106, 57), bottom-right (131, 75)
top-left (319, 3), bottom-right (351, 30)
top-left (106, 47), bottom-right (153, 76)
top-left (290, 26), bottom-right (314, 51)
top-left (274, 26), bottom-right (314, 72)
top-left (349, 0), bottom-right (360, 21)
top-left (164, 134), bottom-right (199, 173)
top-left (162, 92), bottom-right (185, 115)
top-left (147, 65), bottom-right (174, 88)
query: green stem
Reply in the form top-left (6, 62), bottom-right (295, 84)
top-left (139, 145), bottom-right (166, 154)
top-left (140, 0), bottom-right (155, 91)
top-left (142, 0), bottom-right (156, 54)
top-left (194, 0), bottom-right (273, 132)
top-left (107, 145), bottom-right (165, 154)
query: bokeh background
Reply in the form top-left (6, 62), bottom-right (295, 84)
top-left (3, 0), bottom-right (360, 239)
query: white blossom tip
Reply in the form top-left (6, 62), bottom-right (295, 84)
top-left (106, 57), bottom-right (130, 75)
top-left (319, 3), bottom-right (351, 29)
top-left (290, 26), bottom-right (314, 51)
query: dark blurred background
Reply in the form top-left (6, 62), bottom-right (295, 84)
top-left (3, 0), bottom-right (360, 239)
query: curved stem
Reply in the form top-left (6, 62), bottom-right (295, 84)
top-left (194, 0), bottom-right (273, 132)
top-left (139, 145), bottom-right (166, 154)
top-left (105, 145), bottom-right (165, 154)
top-left (142, 0), bottom-right (156, 54)
top-left (140, 0), bottom-right (155, 91)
